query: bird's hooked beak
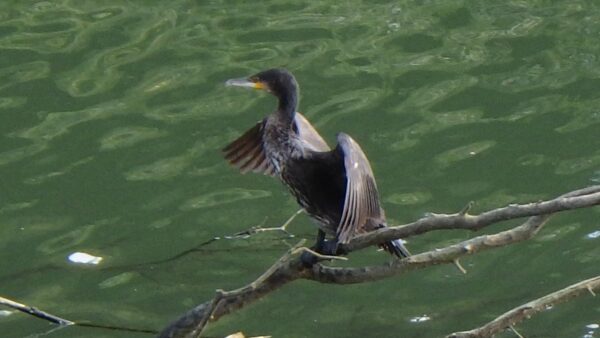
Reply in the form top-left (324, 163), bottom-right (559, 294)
top-left (225, 77), bottom-right (267, 90)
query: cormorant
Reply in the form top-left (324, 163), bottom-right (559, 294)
top-left (223, 68), bottom-right (410, 263)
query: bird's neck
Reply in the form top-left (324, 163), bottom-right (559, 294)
top-left (276, 90), bottom-right (298, 125)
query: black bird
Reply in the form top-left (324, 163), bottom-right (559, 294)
top-left (223, 68), bottom-right (410, 261)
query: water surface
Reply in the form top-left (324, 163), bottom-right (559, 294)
top-left (1, 1), bottom-right (599, 337)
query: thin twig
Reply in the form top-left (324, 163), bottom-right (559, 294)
top-left (290, 247), bottom-right (348, 261)
top-left (459, 201), bottom-right (474, 216)
top-left (453, 259), bottom-right (467, 274)
top-left (509, 325), bottom-right (524, 338)
top-left (226, 209), bottom-right (303, 238)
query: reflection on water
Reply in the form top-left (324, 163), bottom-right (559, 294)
top-left (1, 1), bottom-right (600, 337)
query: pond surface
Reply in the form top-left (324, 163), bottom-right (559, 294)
top-left (1, 1), bottom-right (599, 337)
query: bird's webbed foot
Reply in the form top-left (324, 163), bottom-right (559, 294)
top-left (319, 239), bottom-right (346, 256)
top-left (300, 231), bottom-right (347, 268)
top-left (300, 250), bottom-right (319, 267)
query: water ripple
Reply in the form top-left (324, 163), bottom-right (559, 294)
top-left (180, 188), bottom-right (271, 210)
top-left (0, 96), bottom-right (27, 110)
top-left (125, 154), bottom-right (191, 181)
top-left (125, 136), bottom-right (223, 181)
top-left (37, 224), bottom-right (97, 255)
top-left (99, 272), bottom-right (138, 289)
top-left (434, 140), bottom-right (496, 169)
top-left (555, 153), bottom-right (600, 175)
top-left (17, 100), bottom-right (127, 141)
top-left (54, 9), bottom-right (177, 97)
top-left (100, 126), bottom-right (168, 151)
top-left (24, 156), bottom-right (93, 185)
top-left (385, 191), bottom-right (432, 206)
top-left (0, 143), bottom-right (47, 167)
top-left (0, 61), bottom-right (50, 91)
top-left (308, 87), bottom-right (382, 128)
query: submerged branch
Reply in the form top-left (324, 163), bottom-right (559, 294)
top-left (158, 185), bottom-right (600, 337)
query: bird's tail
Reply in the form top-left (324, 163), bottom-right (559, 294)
top-left (375, 223), bottom-right (411, 258)
top-left (380, 239), bottom-right (411, 258)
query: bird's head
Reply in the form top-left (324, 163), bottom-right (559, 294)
top-left (226, 68), bottom-right (298, 101)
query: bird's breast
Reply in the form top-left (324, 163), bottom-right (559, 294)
top-left (263, 129), bottom-right (304, 174)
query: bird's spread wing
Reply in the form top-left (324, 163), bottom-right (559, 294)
top-left (294, 112), bottom-right (330, 152)
top-left (222, 119), bottom-right (276, 176)
top-left (223, 113), bottom-right (327, 176)
top-left (336, 133), bottom-right (382, 244)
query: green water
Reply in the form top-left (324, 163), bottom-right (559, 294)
top-left (1, 1), bottom-right (599, 337)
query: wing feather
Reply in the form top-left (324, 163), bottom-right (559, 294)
top-left (336, 133), bottom-right (382, 244)
top-left (223, 113), bottom-right (327, 176)
top-left (222, 119), bottom-right (276, 176)
top-left (295, 112), bottom-right (330, 152)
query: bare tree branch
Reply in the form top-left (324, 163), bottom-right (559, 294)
top-left (0, 296), bottom-right (74, 326)
top-left (157, 185), bottom-right (600, 337)
top-left (342, 185), bottom-right (600, 253)
top-left (447, 275), bottom-right (600, 338)
top-left (158, 244), bottom-right (308, 338)
top-left (0, 295), bottom-right (159, 334)
top-left (306, 214), bottom-right (551, 284)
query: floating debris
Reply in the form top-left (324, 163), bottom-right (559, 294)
top-left (225, 332), bottom-right (271, 338)
top-left (67, 252), bottom-right (103, 265)
top-left (586, 231), bottom-right (600, 239)
top-left (409, 315), bottom-right (431, 323)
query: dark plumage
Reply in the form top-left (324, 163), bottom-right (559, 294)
top-left (223, 68), bottom-right (410, 259)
